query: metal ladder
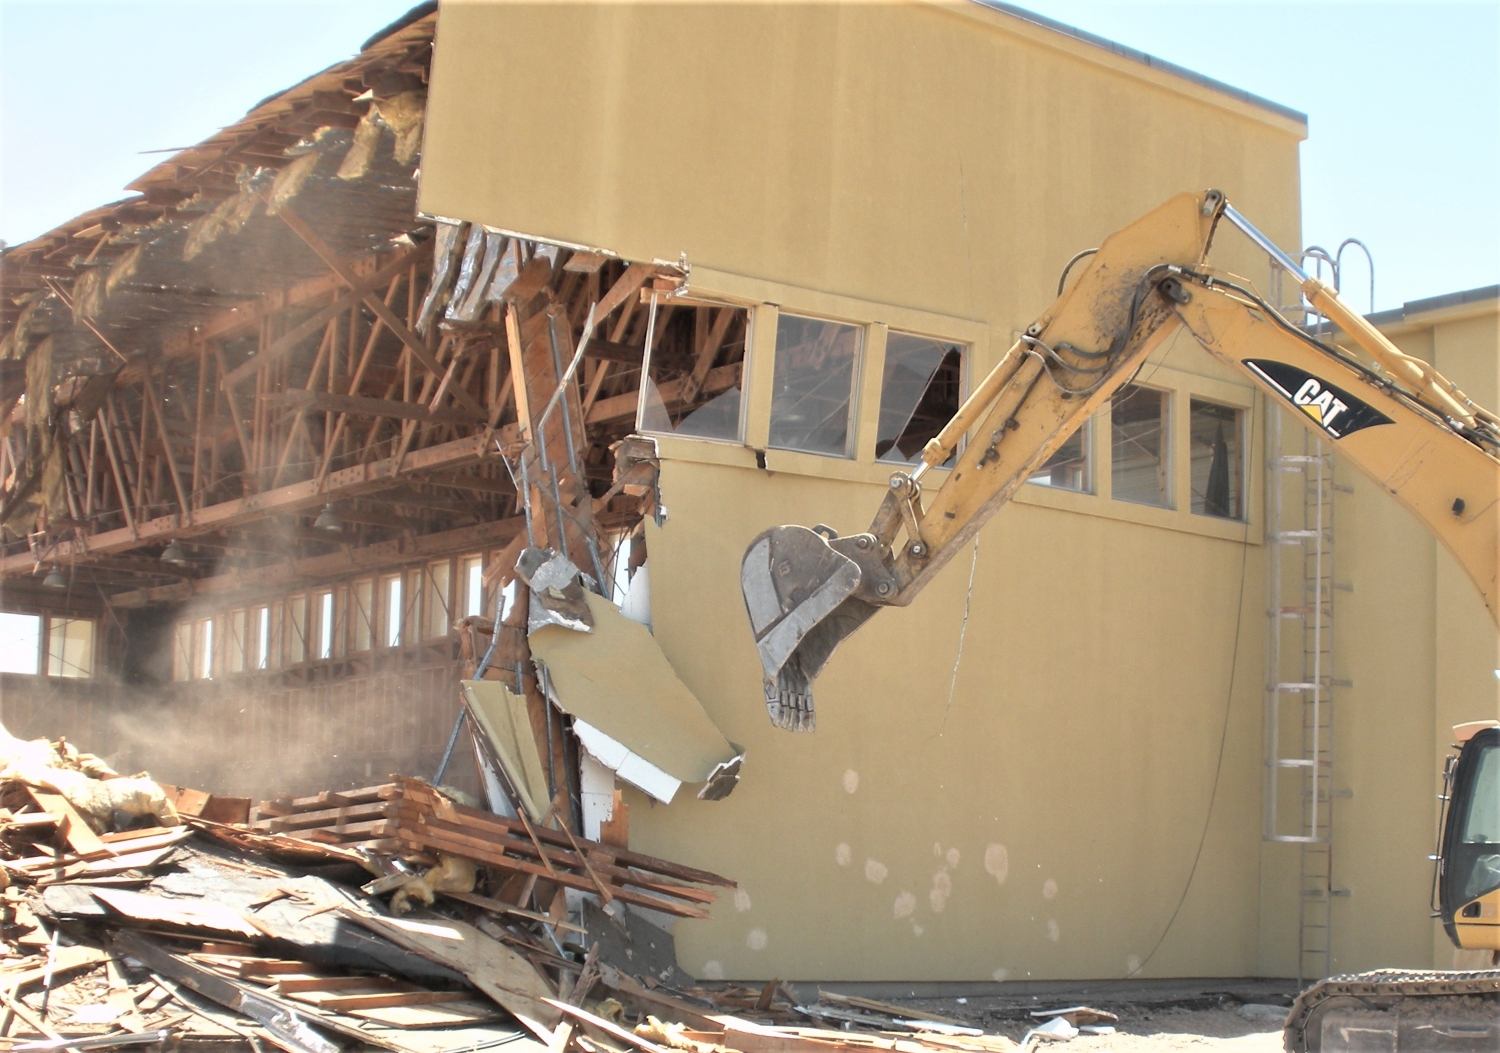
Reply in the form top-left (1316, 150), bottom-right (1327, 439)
top-left (1264, 406), bottom-right (1339, 984)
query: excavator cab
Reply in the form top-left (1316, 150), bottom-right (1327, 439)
top-left (1437, 721), bottom-right (1500, 953)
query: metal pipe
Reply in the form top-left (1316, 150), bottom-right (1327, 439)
top-left (1221, 203), bottom-right (1310, 283)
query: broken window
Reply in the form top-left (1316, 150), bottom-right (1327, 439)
top-left (46, 617), bottom-right (93, 679)
top-left (0, 613), bottom-right (41, 675)
top-left (1111, 384), bottom-right (1171, 508)
top-left (875, 334), bottom-right (963, 464)
top-left (425, 561), bottom-right (451, 640)
top-left (1190, 399), bottom-right (1244, 520)
top-left (638, 305), bottom-right (750, 442)
top-left (462, 555), bottom-right (485, 618)
top-left (352, 580), bottom-right (374, 653)
top-left (768, 314), bottom-right (862, 457)
top-left (1030, 421), bottom-right (1091, 492)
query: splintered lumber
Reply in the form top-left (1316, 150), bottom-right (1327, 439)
top-left (546, 998), bottom-right (673, 1053)
top-left (112, 931), bottom-right (339, 1053)
top-left (248, 778), bottom-right (732, 919)
top-left (26, 790), bottom-right (109, 859)
top-left (340, 909), bottom-right (561, 1043)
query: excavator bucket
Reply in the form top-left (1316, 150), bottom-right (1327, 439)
top-left (740, 526), bottom-right (879, 732)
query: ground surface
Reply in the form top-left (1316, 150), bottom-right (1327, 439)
top-left (800, 978), bottom-right (1298, 1053)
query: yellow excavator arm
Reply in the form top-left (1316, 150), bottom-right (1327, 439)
top-left (740, 190), bottom-right (1500, 733)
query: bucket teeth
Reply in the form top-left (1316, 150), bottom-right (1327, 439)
top-left (764, 675), bottom-right (816, 733)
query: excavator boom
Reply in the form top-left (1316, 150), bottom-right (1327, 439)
top-left (741, 190), bottom-right (1500, 732)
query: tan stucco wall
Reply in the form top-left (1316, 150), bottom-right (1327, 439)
top-left (421, 0), bottom-right (1321, 979)
top-left (1314, 302), bottom-right (1500, 974)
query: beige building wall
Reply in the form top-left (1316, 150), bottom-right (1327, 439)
top-left (420, 0), bottom-right (1337, 980)
top-left (1310, 292), bottom-right (1500, 975)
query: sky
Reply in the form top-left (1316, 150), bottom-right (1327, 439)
top-left (1, 0), bottom-right (1497, 312)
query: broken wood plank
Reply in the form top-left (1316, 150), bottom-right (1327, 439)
top-left (338, 909), bottom-right (560, 1043)
top-left (26, 791), bottom-right (109, 859)
top-left (302, 989), bottom-right (469, 1012)
top-left (89, 889), bottom-right (262, 940)
top-left (546, 998), bottom-right (673, 1053)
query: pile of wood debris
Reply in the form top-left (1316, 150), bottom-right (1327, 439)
top-left (0, 735), bottom-right (1022, 1053)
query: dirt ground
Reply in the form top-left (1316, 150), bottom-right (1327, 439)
top-left (826, 980), bottom-right (1297, 1053)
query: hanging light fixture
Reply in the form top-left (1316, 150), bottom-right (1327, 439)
top-left (161, 539), bottom-right (189, 565)
top-left (313, 502), bottom-right (342, 532)
top-left (42, 566), bottom-right (66, 589)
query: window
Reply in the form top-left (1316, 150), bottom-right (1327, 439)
top-left (1111, 384), bottom-right (1170, 508)
top-left (194, 618), bottom-right (214, 680)
top-left (283, 595), bottom-right (307, 667)
top-left (46, 617), bottom-right (93, 678)
top-left (225, 609), bottom-right (247, 674)
top-left (1190, 400), bottom-right (1244, 520)
top-left (405, 568), bottom-right (422, 641)
top-left (767, 314), bottom-right (861, 457)
top-left (252, 605), bottom-right (270, 670)
top-left (425, 561), bottom-right (451, 640)
top-left (352, 579), bottom-right (374, 652)
top-left (462, 555), bottom-right (485, 618)
top-left (0, 613), bottom-right (41, 674)
top-left (174, 621), bottom-right (192, 681)
top-left (315, 590), bottom-right (335, 660)
top-left (1030, 420), bottom-right (1091, 492)
top-left (875, 334), bottom-right (963, 465)
top-left (383, 574), bottom-right (403, 648)
top-left (639, 305), bottom-right (749, 441)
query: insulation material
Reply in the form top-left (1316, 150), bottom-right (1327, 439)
top-left (337, 107), bottom-right (383, 181)
top-left (103, 244), bottom-right (141, 298)
top-left (266, 151), bottom-right (319, 215)
top-left (529, 591), bottom-right (738, 788)
top-left (182, 188), bottom-right (260, 260)
top-left (444, 225), bottom-right (488, 322)
top-left (378, 90), bottom-right (427, 165)
top-left (460, 679), bottom-right (550, 822)
top-left (450, 231), bottom-right (505, 322)
top-left (416, 220), bottom-right (466, 334)
top-left (70, 268), bottom-right (106, 323)
top-left (0, 720), bottom-right (179, 830)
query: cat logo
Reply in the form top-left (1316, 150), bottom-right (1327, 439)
top-left (1243, 359), bottom-right (1393, 440)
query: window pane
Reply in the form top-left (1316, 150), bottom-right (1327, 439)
top-left (1190, 400), bottom-right (1244, 520)
top-left (316, 591), bottom-right (334, 660)
top-left (384, 575), bottom-right (403, 648)
top-left (284, 596), bottom-right (307, 666)
top-left (639, 305), bottom-right (748, 441)
top-left (462, 556), bottom-right (484, 618)
top-left (767, 314), bottom-right (861, 457)
top-left (1030, 421), bottom-right (1091, 492)
top-left (252, 606), bottom-right (270, 670)
top-left (46, 617), bottom-right (93, 678)
top-left (353, 580), bottom-right (374, 652)
top-left (195, 619), bottom-right (214, 680)
top-left (876, 335), bottom-right (962, 465)
top-left (426, 562), bottom-right (451, 640)
top-left (174, 621), bottom-right (192, 681)
top-left (226, 610), bottom-right (247, 674)
top-left (1111, 384), bottom-right (1170, 507)
top-left (0, 613), bottom-right (40, 675)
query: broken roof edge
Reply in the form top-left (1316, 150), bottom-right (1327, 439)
top-left (964, 0), bottom-right (1308, 129)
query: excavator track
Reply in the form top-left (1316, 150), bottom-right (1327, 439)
top-left (1283, 969), bottom-right (1500, 1052)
